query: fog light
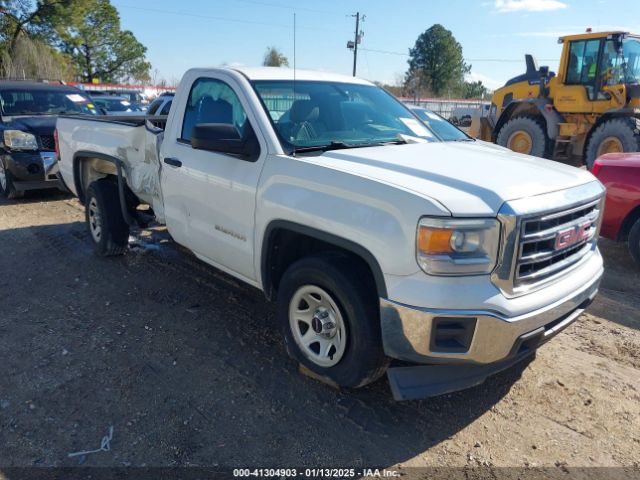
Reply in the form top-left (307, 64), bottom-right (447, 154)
top-left (430, 317), bottom-right (477, 353)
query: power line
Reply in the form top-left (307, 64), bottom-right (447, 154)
top-left (359, 47), bottom-right (408, 56)
top-left (114, 3), bottom-right (290, 28)
top-left (360, 47), bottom-right (559, 63)
top-left (113, 3), bottom-right (343, 32)
top-left (233, 0), bottom-right (342, 16)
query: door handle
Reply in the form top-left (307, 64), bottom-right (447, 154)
top-left (164, 157), bottom-right (182, 167)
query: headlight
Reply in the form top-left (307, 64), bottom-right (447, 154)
top-left (416, 217), bottom-right (501, 275)
top-left (3, 130), bottom-right (38, 150)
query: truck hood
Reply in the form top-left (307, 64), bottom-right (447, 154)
top-left (316, 142), bottom-right (596, 216)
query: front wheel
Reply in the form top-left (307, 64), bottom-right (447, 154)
top-left (0, 165), bottom-right (25, 200)
top-left (277, 255), bottom-right (389, 388)
top-left (85, 179), bottom-right (130, 256)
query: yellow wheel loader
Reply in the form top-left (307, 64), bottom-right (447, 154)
top-left (470, 31), bottom-right (640, 168)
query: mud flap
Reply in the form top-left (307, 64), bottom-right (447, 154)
top-left (386, 351), bottom-right (534, 401)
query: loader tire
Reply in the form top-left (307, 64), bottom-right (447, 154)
top-left (496, 116), bottom-right (548, 158)
top-left (585, 117), bottom-right (640, 170)
top-left (85, 179), bottom-right (129, 256)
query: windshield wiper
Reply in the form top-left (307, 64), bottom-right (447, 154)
top-left (292, 140), bottom-right (385, 154)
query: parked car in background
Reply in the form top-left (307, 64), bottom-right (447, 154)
top-left (408, 105), bottom-right (510, 152)
top-left (592, 152), bottom-right (640, 267)
top-left (0, 80), bottom-right (98, 199)
top-left (91, 95), bottom-right (143, 116)
top-left (105, 90), bottom-right (147, 108)
top-left (146, 92), bottom-right (174, 116)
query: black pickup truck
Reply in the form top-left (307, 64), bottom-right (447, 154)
top-left (0, 81), bottom-right (98, 199)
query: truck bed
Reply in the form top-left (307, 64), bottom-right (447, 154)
top-left (56, 114), bottom-right (166, 220)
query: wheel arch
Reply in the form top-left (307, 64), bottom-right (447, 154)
top-left (72, 151), bottom-right (120, 204)
top-left (494, 99), bottom-right (563, 142)
top-left (73, 150), bottom-right (136, 226)
top-left (260, 220), bottom-right (387, 302)
top-left (618, 204), bottom-right (640, 242)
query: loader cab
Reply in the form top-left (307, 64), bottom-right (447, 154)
top-left (554, 32), bottom-right (640, 113)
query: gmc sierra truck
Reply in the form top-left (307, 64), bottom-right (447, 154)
top-left (56, 67), bottom-right (605, 400)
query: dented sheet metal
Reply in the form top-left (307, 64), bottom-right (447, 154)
top-left (122, 123), bottom-right (165, 223)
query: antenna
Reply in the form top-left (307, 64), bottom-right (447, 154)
top-left (293, 12), bottom-right (297, 157)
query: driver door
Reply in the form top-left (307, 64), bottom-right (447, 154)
top-left (160, 75), bottom-right (267, 283)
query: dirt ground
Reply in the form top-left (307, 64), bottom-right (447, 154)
top-left (0, 190), bottom-right (639, 474)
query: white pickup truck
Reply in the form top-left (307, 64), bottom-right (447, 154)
top-left (56, 67), bottom-right (605, 400)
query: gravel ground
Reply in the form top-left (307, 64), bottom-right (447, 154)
top-left (0, 190), bottom-right (639, 474)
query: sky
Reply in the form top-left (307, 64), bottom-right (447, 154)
top-left (114, 0), bottom-right (640, 91)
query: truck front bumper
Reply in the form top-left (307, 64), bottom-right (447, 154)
top-left (380, 268), bottom-right (602, 400)
top-left (380, 266), bottom-right (602, 366)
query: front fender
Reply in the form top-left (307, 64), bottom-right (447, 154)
top-left (254, 154), bottom-right (452, 288)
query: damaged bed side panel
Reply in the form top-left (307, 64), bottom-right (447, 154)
top-left (56, 117), bottom-right (165, 223)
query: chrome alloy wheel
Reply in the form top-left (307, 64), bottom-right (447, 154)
top-left (288, 285), bottom-right (347, 368)
top-left (88, 197), bottom-right (102, 243)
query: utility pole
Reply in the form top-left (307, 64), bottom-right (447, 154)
top-left (352, 12), bottom-right (360, 76)
top-left (347, 12), bottom-right (364, 77)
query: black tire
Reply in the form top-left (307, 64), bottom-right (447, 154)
top-left (0, 167), bottom-right (25, 200)
top-left (85, 179), bottom-right (129, 256)
top-left (628, 218), bottom-right (640, 269)
top-left (585, 117), bottom-right (640, 169)
top-left (277, 255), bottom-right (389, 388)
top-left (496, 115), bottom-right (548, 158)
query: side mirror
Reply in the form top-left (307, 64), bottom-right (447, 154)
top-left (191, 123), bottom-right (260, 161)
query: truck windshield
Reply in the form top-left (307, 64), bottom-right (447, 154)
top-left (252, 80), bottom-right (438, 152)
top-left (0, 88), bottom-right (98, 116)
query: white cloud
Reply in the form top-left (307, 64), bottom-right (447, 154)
top-left (494, 0), bottom-right (568, 12)
top-left (466, 71), bottom-right (503, 90)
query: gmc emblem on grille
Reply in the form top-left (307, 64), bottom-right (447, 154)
top-left (554, 222), bottom-right (591, 250)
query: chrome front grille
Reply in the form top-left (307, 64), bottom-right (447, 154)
top-left (491, 182), bottom-right (605, 298)
top-left (515, 199), bottom-right (600, 287)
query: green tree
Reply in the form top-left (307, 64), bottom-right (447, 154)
top-left (0, 0), bottom-right (150, 82)
top-left (0, 0), bottom-right (78, 77)
top-left (55, 0), bottom-right (150, 82)
top-left (462, 80), bottom-right (488, 99)
top-left (0, 0), bottom-right (75, 49)
top-left (262, 46), bottom-right (289, 67)
top-left (1, 34), bottom-right (73, 79)
top-left (405, 24), bottom-right (470, 97)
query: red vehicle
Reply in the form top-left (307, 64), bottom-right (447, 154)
top-left (592, 152), bottom-right (640, 266)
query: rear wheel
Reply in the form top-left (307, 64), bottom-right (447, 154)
top-left (85, 179), bottom-right (129, 256)
top-left (277, 255), bottom-right (389, 388)
top-left (0, 164), bottom-right (25, 200)
top-left (496, 116), bottom-right (548, 157)
top-left (585, 117), bottom-right (640, 169)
